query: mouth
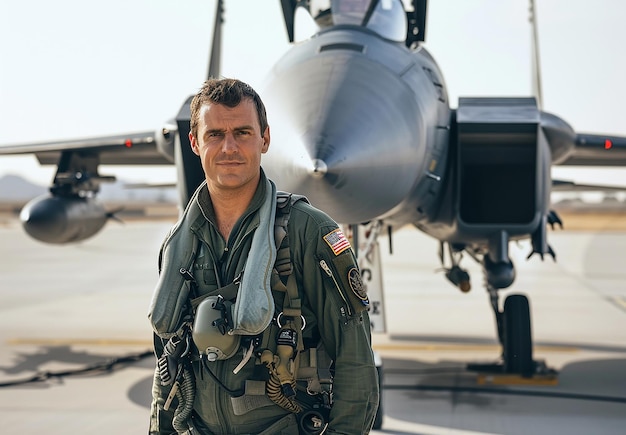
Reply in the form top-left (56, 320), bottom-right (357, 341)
top-left (217, 161), bottom-right (244, 166)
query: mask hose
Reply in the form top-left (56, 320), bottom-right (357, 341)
top-left (261, 322), bottom-right (302, 414)
top-left (171, 365), bottom-right (195, 434)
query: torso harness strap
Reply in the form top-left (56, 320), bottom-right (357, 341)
top-left (257, 192), bottom-right (307, 414)
top-left (257, 192), bottom-right (334, 433)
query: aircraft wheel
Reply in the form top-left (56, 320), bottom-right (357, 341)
top-left (503, 294), bottom-right (533, 375)
top-left (372, 363), bottom-right (383, 429)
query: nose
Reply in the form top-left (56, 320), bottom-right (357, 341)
top-left (221, 132), bottom-right (239, 154)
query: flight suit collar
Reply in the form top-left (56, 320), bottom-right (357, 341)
top-left (196, 169), bottom-right (268, 242)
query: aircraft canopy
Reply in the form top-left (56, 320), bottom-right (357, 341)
top-left (309, 0), bottom-right (407, 42)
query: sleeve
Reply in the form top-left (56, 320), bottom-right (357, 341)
top-left (150, 241), bottom-right (177, 434)
top-left (298, 221), bottom-right (379, 434)
top-left (149, 334), bottom-right (177, 435)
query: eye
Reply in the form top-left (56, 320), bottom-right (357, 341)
top-left (205, 131), bottom-right (224, 141)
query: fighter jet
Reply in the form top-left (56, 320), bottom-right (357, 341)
top-left (1, 0), bottom-right (625, 398)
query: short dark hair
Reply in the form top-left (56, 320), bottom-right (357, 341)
top-left (189, 78), bottom-right (268, 138)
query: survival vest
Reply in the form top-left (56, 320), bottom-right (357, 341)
top-left (157, 191), bottom-right (333, 434)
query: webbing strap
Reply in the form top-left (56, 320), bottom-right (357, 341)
top-left (230, 380), bottom-right (275, 415)
top-left (296, 346), bottom-right (333, 394)
top-left (283, 272), bottom-right (304, 353)
top-left (272, 193), bottom-right (306, 352)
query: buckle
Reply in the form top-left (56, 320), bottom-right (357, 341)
top-left (276, 312), bottom-right (306, 330)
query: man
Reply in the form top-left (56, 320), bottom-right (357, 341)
top-left (148, 78), bottom-right (378, 434)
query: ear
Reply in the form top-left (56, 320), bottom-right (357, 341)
top-left (189, 132), bottom-right (200, 156)
top-left (261, 126), bottom-right (270, 154)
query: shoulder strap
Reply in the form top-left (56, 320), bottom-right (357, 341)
top-left (274, 191), bottom-right (308, 247)
top-left (273, 191), bottom-right (308, 282)
top-left (272, 191), bottom-right (309, 353)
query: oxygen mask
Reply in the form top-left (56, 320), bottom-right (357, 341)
top-left (192, 295), bottom-right (240, 361)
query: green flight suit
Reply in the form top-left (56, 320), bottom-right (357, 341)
top-left (149, 171), bottom-right (378, 434)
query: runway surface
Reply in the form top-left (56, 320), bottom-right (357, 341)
top-left (0, 216), bottom-right (625, 434)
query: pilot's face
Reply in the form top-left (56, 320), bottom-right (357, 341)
top-left (189, 99), bottom-right (270, 193)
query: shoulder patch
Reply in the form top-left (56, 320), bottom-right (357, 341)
top-left (323, 229), bottom-right (351, 256)
top-left (348, 267), bottom-right (369, 306)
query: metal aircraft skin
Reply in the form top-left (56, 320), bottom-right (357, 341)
top-left (1, 0), bottom-right (626, 392)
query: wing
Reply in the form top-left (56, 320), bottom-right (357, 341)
top-left (560, 133), bottom-right (626, 166)
top-left (0, 131), bottom-right (171, 165)
top-left (0, 0), bottom-right (225, 245)
top-left (552, 179), bottom-right (626, 192)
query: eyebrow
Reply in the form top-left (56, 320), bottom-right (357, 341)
top-left (204, 125), bottom-right (256, 135)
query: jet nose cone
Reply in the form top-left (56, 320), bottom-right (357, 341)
top-left (263, 52), bottom-right (426, 223)
top-left (311, 159), bottom-right (327, 178)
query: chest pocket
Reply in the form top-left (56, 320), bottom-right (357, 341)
top-left (193, 243), bottom-right (219, 294)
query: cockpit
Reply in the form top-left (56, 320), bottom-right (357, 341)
top-left (297, 0), bottom-right (408, 42)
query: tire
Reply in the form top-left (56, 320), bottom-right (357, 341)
top-left (503, 294), bottom-right (533, 375)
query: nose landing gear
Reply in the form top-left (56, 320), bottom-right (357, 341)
top-left (468, 258), bottom-right (556, 381)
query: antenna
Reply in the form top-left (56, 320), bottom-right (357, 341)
top-left (529, 0), bottom-right (543, 109)
top-left (207, 0), bottom-right (224, 79)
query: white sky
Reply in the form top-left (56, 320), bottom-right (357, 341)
top-left (0, 0), bottom-right (625, 187)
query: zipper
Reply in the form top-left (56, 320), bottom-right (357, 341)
top-left (216, 360), bottom-right (229, 433)
top-left (178, 266), bottom-right (198, 299)
top-left (225, 223), bottom-right (257, 277)
top-left (319, 258), bottom-right (353, 317)
top-left (193, 223), bottom-right (228, 288)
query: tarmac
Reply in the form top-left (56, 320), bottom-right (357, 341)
top-left (0, 214), bottom-right (625, 434)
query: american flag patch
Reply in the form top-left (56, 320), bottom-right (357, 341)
top-left (323, 229), bottom-right (351, 256)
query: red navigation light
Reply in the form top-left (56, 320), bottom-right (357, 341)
top-left (604, 139), bottom-right (613, 150)
top-left (125, 139), bottom-right (133, 148)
